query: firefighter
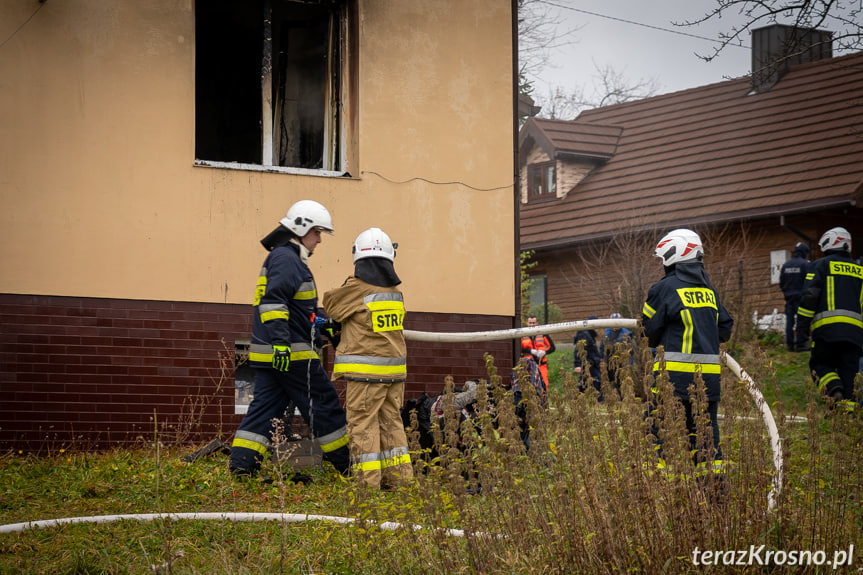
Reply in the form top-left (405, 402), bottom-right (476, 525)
top-left (520, 315), bottom-right (556, 390)
top-left (642, 229), bottom-right (734, 480)
top-left (322, 228), bottom-right (413, 489)
top-left (229, 200), bottom-right (350, 478)
top-left (796, 227), bottom-right (863, 412)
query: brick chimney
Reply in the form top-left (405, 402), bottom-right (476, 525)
top-left (751, 24), bottom-right (833, 93)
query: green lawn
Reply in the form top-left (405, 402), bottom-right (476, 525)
top-left (2, 335), bottom-right (861, 574)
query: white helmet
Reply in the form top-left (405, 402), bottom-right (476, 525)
top-left (654, 228), bottom-right (704, 266)
top-left (818, 227), bottom-right (852, 253)
top-left (280, 200), bottom-right (334, 237)
top-left (353, 227), bottom-right (397, 262)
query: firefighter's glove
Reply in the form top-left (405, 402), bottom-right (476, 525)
top-left (317, 318), bottom-right (342, 347)
top-left (531, 349), bottom-right (546, 360)
top-left (272, 345), bottom-right (291, 372)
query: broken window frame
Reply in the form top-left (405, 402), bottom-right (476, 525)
top-left (194, 0), bottom-right (355, 177)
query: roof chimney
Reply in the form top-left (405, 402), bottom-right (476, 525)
top-left (751, 24), bottom-right (833, 93)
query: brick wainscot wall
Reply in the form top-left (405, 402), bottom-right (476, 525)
top-left (0, 294), bottom-right (514, 452)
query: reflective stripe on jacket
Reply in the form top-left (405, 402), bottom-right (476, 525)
top-left (642, 262), bottom-right (734, 401)
top-left (249, 241), bottom-right (323, 369)
top-left (323, 276), bottom-right (407, 382)
top-left (797, 254), bottom-right (863, 346)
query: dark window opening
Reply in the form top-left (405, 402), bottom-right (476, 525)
top-left (196, 0), bottom-right (346, 171)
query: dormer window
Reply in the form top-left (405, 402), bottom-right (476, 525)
top-left (528, 162), bottom-right (556, 200)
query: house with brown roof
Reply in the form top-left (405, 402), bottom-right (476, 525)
top-left (518, 25), bottom-right (863, 332)
top-left (0, 0), bottom-right (517, 451)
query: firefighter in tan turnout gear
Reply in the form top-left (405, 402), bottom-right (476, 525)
top-left (322, 228), bottom-right (413, 489)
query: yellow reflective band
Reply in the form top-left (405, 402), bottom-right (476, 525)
top-left (319, 433), bottom-right (349, 453)
top-left (232, 437), bottom-right (268, 456)
top-left (366, 300), bottom-right (405, 311)
top-left (249, 350), bottom-right (320, 363)
top-left (805, 272), bottom-right (815, 280)
top-left (294, 290), bottom-right (316, 301)
top-left (249, 352), bottom-right (271, 363)
top-left (333, 362), bottom-right (407, 376)
top-left (680, 309), bottom-right (694, 354)
top-left (260, 310), bottom-right (290, 323)
top-left (354, 460), bottom-right (383, 472)
top-left (817, 372), bottom-right (841, 391)
top-left (642, 302), bottom-right (656, 318)
top-left (812, 315), bottom-right (863, 330)
top-left (676, 287), bottom-right (718, 310)
top-left (253, 275), bottom-right (267, 306)
top-left (827, 276), bottom-right (835, 310)
top-left (797, 307), bottom-right (815, 318)
top-left (829, 261), bottom-right (863, 279)
top-left (654, 361), bottom-right (721, 374)
top-left (290, 350), bottom-right (320, 361)
top-left (382, 453), bottom-right (412, 468)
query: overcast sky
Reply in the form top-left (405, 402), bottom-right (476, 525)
top-left (529, 0), bottom-right (853, 100)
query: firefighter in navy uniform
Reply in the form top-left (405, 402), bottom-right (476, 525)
top-left (642, 229), bottom-right (734, 480)
top-left (796, 227), bottom-right (863, 412)
top-left (322, 228), bottom-right (413, 489)
top-left (229, 200), bottom-right (350, 477)
top-left (779, 242), bottom-right (810, 351)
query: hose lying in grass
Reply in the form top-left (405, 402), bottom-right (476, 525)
top-left (405, 317), bottom-right (783, 513)
top-left (0, 512), bottom-right (478, 536)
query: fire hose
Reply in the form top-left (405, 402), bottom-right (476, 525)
top-left (405, 317), bottom-right (783, 512)
top-left (0, 319), bottom-right (782, 535)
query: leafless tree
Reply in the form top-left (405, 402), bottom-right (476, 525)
top-left (517, 0), bottom-right (580, 94)
top-left (559, 221), bottom-right (761, 343)
top-left (678, 0), bottom-right (863, 62)
top-left (535, 62), bottom-right (660, 120)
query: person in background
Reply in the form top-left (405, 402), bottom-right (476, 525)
top-left (573, 315), bottom-right (604, 401)
top-left (229, 200), bottom-right (350, 479)
top-left (601, 312), bottom-right (633, 388)
top-left (642, 228), bottom-right (733, 482)
top-left (796, 227), bottom-right (863, 413)
top-left (520, 314), bottom-right (556, 391)
top-left (779, 242), bottom-right (810, 352)
top-left (322, 228), bottom-right (413, 489)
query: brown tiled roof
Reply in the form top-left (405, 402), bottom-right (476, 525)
top-left (520, 50), bottom-right (863, 251)
top-left (518, 118), bottom-right (623, 162)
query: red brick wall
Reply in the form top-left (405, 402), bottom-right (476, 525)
top-left (0, 294), bottom-right (514, 452)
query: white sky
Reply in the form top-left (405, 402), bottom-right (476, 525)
top-left (529, 0), bottom-right (854, 100)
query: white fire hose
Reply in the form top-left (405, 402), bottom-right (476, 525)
top-left (0, 512), bottom-right (475, 536)
top-left (406, 318), bottom-right (783, 512)
top-left (0, 320), bottom-right (782, 535)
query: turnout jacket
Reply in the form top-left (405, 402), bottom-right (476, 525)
top-left (796, 251), bottom-right (863, 346)
top-left (322, 276), bottom-right (407, 382)
top-left (249, 240), bottom-right (323, 368)
top-left (642, 262), bottom-right (734, 401)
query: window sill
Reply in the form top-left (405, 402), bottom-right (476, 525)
top-left (526, 195), bottom-right (558, 204)
top-left (194, 159), bottom-right (352, 179)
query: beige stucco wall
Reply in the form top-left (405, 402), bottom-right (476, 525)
top-left (0, 0), bottom-right (515, 316)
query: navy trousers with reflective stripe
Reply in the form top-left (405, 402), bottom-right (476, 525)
top-left (230, 362), bottom-right (349, 475)
top-left (810, 340), bottom-right (863, 399)
top-left (650, 396), bottom-right (722, 465)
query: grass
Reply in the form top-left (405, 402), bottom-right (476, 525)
top-left (1, 334), bottom-right (861, 574)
